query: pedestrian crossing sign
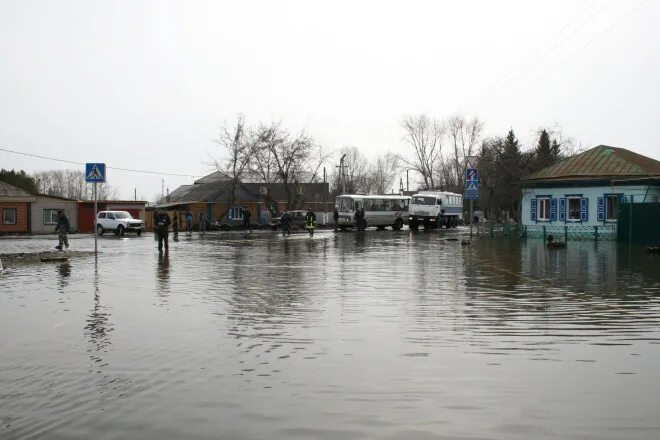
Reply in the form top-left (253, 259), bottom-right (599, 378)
top-left (85, 163), bottom-right (106, 183)
top-left (466, 181), bottom-right (478, 192)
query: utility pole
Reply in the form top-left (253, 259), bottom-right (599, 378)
top-left (406, 170), bottom-right (409, 192)
top-left (336, 153), bottom-right (348, 194)
top-left (323, 166), bottom-right (327, 213)
top-left (161, 178), bottom-right (165, 202)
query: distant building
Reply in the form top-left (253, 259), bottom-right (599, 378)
top-left (31, 194), bottom-right (79, 234)
top-left (77, 200), bottom-right (147, 233)
top-left (521, 145), bottom-right (660, 238)
top-left (0, 181), bottom-right (36, 234)
top-left (155, 171), bottom-right (331, 228)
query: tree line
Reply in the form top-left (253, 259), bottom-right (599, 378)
top-left (0, 168), bottom-right (117, 200)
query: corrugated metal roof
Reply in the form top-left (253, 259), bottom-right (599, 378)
top-left (525, 145), bottom-right (660, 182)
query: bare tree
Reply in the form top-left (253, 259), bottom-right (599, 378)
top-left (33, 170), bottom-right (116, 200)
top-left (367, 152), bottom-right (400, 194)
top-left (256, 122), bottom-right (316, 210)
top-left (446, 114), bottom-right (484, 192)
top-left (214, 114), bottom-right (256, 212)
top-left (400, 114), bottom-right (445, 190)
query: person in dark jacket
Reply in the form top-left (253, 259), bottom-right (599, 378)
top-left (305, 208), bottom-right (316, 237)
top-left (333, 207), bottom-right (339, 232)
top-left (155, 209), bottom-right (171, 252)
top-left (54, 209), bottom-right (70, 250)
top-left (243, 208), bottom-right (252, 233)
top-left (354, 206), bottom-right (363, 232)
top-left (198, 211), bottom-right (206, 236)
top-left (172, 210), bottom-right (179, 241)
top-left (280, 211), bottom-right (291, 236)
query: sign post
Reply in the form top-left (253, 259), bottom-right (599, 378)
top-left (85, 163), bottom-right (106, 257)
top-left (464, 156), bottom-right (480, 239)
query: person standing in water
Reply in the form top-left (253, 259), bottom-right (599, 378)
top-left (155, 209), bottom-right (171, 253)
top-left (54, 209), bottom-right (70, 250)
top-left (305, 208), bottom-right (316, 237)
top-left (280, 210), bottom-right (291, 236)
top-left (172, 210), bottom-right (179, 241)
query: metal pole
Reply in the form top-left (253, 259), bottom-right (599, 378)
top-left (94, 182), bottom-right (98, 256)
top-left (469, 199), bottom-right (473, 239)
top-left (406, 170), bottom-right (409, 192)
top-left (323, 167), bottom-right (327, 213)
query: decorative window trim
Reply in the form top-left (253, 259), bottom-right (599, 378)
top-left (565, 194), bottom-right (583, 223)
top-left (228, 207), bottom-right (244, 221)
top-left (536, 195), bottom-right (552, 222)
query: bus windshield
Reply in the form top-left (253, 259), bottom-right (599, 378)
top-left (337, 197), bottom-right (354, 212)
top-left (411, 196), bottom-right (436, 205)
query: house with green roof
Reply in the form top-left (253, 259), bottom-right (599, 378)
top-left (521, 145), bottom-right (660, 238)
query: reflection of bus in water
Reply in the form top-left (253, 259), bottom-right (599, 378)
top-left (336, 194), bottom-right (411, 230)
top-left (408, 191), bottom-right (463, 230)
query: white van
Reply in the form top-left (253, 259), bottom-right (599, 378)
top-left (408, 191), bottom-right (463, 230)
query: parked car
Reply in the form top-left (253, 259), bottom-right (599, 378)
top-left (269, 210), bottom-right (307, 231)
top-left (96, 211), bottom-right (145, 236)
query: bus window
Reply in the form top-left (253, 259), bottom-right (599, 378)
top-left (436, 199), bottom-right (442, 205)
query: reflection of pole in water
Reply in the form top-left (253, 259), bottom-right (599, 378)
top-left (85, 258), bottom-right (113, 367)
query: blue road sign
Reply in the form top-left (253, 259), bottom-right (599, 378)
top-left (464, 191), bottom-right (480, 200)
top-left (85, 163), bottom-right (106, 183)
top-left (466, 168), bottom-right (479, 182)
top-left (466, 181), bottom-right (478, 192)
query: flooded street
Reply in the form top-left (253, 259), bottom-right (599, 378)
top-left (1, 229), bottom-right (660, 439)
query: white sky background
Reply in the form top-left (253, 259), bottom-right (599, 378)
top-left (1, 0), bottom-right (659, 200)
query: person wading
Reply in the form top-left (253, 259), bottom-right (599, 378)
top-left (172, 210), bottom-right (179, 241)
top-left (242, 208), bottom-right (252, 234)
top-left (280, 210), bottom-right (291, 236)
top-left (54, 209), bottom-right (70, 250)
top-left (333, 207), bottom-right (339, 232)
top-left (184, 210), bottom-right (193, 235)
top-left (198, 210), bottom-right (206, 236)
top-left (305, 208), bottom-right (316, 237)
top-left (156, 209), bottom-right (171, 253)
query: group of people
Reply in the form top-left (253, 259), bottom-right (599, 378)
top-left (278, 208), bottom-right (316, 237)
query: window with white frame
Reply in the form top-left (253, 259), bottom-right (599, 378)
top-left (606, 194), bottom-right (618, 221)
top-left (3, 208), bottom-right (17, 225)
top-left (567, 198), bottom-right (581, 221)
top-left (537, 198), bottom-right (551, 221)
top-left (43, 209), bottom-right (59, 225)
top-left (228, 207), bottom-right (244, 220)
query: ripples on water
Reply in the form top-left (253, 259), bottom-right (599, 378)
top-left (1, 231), bottom-right (659, 439)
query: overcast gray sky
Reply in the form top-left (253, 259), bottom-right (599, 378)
top-left (1, 0), bottom-right (659, 200)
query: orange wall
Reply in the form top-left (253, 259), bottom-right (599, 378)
top-left (0, 202), bottom-right (29, 234)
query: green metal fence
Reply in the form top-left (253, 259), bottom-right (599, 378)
top-left (617, 202), bottom-right (660, 245)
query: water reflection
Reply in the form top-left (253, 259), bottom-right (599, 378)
top-left (156, 252), bottom-right (171, 294)
top-left (56, 261), bottom-right (71, 289)
top-left (85, 260), bottom-right (113, 367)
top-left (2, 233), bottom-right (660, 439)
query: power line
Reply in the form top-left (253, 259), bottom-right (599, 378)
top-left (0, 146), bottom-right (202, 178)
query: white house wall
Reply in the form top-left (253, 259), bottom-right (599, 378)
top-left (30, 198), bottom-right (79, 234)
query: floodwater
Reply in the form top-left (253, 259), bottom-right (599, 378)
top-left (1, 229), bottom-right (659, 440)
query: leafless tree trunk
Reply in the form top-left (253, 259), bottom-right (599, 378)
top-left (367, 152), bottom-right (400, 194)
top-left (447, 114), bottom-right (484, 192)
top-left (214, 114), bottom-right (256, 217)
top-left (256, 122), bottom-right (316, 210)
top-left (399, 114), bottom-right (444, 190)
